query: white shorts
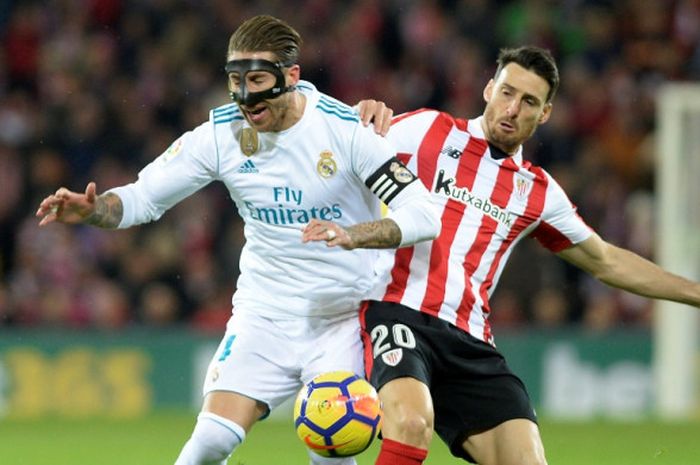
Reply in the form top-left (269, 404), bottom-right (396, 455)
top-left (202, 309), bottom-right (364, 413)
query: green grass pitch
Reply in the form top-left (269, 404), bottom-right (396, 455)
top-left (1, 410), bottom-right (699, 464)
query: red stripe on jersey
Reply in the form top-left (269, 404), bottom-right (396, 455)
top-left (421, 135), bottom-right (487, 316)
top-left (464, 157), bottom-right (519, 339)
top-left (392, 108), bottom-right (432, 125)
top-left (474, 163), bottom-right (549, 341)
top-left (396, 152), bottom-right (413, 166)
top-left (454, 116), bottom-right (468, 131)
top-left (383, 247), bottom-right (415, 302)
top-left (358, 302), bottom-right (374, 379)
top-left (415, 113), bottom-right (455, 189)
top-left (532, 219), bottom-right (576, 252)
top-left (383, 112), bottom-right (454, 303)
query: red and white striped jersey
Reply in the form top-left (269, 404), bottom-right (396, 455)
top-left (370, 109), bottom-right (593, 345)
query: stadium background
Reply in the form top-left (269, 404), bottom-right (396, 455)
top-left (0, 0), bottom-right (699, 464)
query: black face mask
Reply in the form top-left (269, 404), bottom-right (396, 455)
top-left (224, 58), bottom-right (296, 107)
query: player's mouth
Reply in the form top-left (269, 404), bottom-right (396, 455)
top-left (243, 105), bottom-right (269, 123)
top-left (497, 120), bottom-right (517, 133)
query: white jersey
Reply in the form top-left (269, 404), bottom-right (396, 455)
top-left (369, 109), bottom-right (593, 345)
top-left (110, 81), bottom-right (400, 319)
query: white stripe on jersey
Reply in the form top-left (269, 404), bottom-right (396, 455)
top-left (371, 110), bottom-right (592, 345)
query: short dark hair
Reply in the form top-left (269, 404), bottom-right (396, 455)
top-left (495, 46), bottom-right (559, 103)
top-left (227, 15), bottom-right (302, 65)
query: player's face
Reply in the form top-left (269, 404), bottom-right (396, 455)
top-left (481, 63), bottom-right (552, 154)
top-left (227, 51), bottom-right (301, 132)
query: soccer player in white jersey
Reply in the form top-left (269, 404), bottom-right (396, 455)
top-left (35, 15), bottom-right (440, 465)
top-left (360, 46), bottom-right (700, 465)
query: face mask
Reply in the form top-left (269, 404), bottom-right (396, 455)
top-left (225, 58), bottom-right (296, 107)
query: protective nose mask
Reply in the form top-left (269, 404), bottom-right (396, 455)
top-left (225, 58), bottom-right (296, 107)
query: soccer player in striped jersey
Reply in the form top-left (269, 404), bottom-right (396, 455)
top-left (361, 46), bottom-right (700, 465)
top-left (35, 15), bottom-right (440, 465)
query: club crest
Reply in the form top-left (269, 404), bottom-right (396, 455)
top-left (240, 127), bottom-right (259, 156)
top-left (390, 162), bottom-right (415, 183)
top-left (317, 150), bottom-right (337, 178)
top-left (381, 348), bottom-right (403, 366)
top-left (514, 176), bottom-right (532, 200)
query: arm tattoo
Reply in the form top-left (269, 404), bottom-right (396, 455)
top-left (85, 193), bottom-right (124, 229)
top-left (346, 218), bottom-right (402, 249)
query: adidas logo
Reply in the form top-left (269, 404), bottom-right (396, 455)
top-left (237, 159), bottom-right (259, 173)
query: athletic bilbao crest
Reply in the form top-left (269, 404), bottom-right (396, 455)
top-left (514, 175), bottom-right (532, 200)
top-left (381, 348), bottom-right (403, 366)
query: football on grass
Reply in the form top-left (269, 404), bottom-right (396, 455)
top-left (293, 371), bottom-right (383, 457)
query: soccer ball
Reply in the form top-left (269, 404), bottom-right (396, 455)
top-left (293, 371), bottom-right (383, 457)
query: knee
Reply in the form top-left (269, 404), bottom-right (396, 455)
top-left (390, 412), bottom-right (433, 446)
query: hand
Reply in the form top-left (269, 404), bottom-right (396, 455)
top-left (301, 219), bottom-right (353, 250)
top-left (355, 99), bottom-right (394, 136)
top-left (36, 182), bottom-right (98, 226)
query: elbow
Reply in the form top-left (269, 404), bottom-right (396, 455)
top-left (392, 202), bottom-right (441, 247)
top-left (407, 203), bottom-right (441, 245)
top-left (426, 206), bottom-right (441, 240)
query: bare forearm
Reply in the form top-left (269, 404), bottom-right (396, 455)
top-left (84, 193), bottom-right (124, 229)
top-left (598, 246), bottom-right (700, 307)
top-left (346, 218), bottom-right (402, 249)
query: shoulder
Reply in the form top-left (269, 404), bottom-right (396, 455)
top-left (210, 102), bottom-right (245, 126)
top-left (315, 94), bottom-right (360, 124)
top-left (298, 82), bottom-right (360, 125)
top-left (390, 108), bottom-right (464, 135)
top-left (388, 108), bottom-right (459, 147)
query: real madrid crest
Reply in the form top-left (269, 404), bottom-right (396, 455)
top-left (317, 150), bottom-right (337, 178)
top-left (389, 161), bottom-right (415, 183)
top-left (239, 127), bottom-right (259, 156)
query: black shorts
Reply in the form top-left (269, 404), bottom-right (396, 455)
top-left (361, 301), bottom-right (537, 462)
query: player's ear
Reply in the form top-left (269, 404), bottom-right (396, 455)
top-left (287, 64), bottom-right (301, 86)
top-left (483, 79), bottom-right (495, 103)
top-left (538, 102), bottom-right (552, 124)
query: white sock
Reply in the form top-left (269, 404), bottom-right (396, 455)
top-left (174, 412), bottom-right (246, 465)
top-left (308, 451), bottom-right (358, 465)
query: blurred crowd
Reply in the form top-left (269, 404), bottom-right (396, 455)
top-left (0, 0), bottom-right (698, 332)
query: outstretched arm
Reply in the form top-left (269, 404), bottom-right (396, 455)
top-left (36, 182), bottom-right (124, 229)
top-left (557, 233), bottom-right (700, 307)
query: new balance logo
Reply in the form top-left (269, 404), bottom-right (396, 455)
top-left (440, 146), bottom-right (463, 159)
top-left (237, 160), bottom-right (259, 173)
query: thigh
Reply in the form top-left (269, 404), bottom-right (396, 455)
top-left (429, 328), bottom-right (537, 462)
top-left (301, 314), bottom-right (365, 383)
top-left (462, 418), bottom-right (546, 465)
top-left (203, 310), bottom-right (302, 413)
top-left (361, 301), bottom-right (433, 390)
